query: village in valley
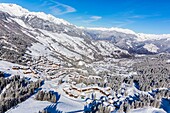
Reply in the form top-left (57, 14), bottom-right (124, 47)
top-left (0, 3), bottom-right (170, 113)
top-left (0, 54), bottom-right (170, 113)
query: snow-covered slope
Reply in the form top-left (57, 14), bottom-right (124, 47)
top-left (0, 3), bottom-right (132, 66)
top-left (1, 3), bottom-right (170, 56)
top-left (143, 43), bottom-right (159, 53)
top-left (84, 27), bottom-right (170, 54)
top-left (131, 107), bottom-right (166, 113)
top-left (0, 3), bottom-right (170, 113)
top-left (137, 33), bottom-right (170, 42)
top-left (0, 3), bottom-right (29, 16)
top-left (85, 27), bottom-right (170, 42)
top-left (85, 27), bottom-right (136, 35)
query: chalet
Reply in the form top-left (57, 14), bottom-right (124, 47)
top-left (33, 75), bottom-right (40, 79)
top-left (23, 69), bottom-right (32, 74)
top-left (32, 70), bottom-right (38, 74)
top-left (12, 66), bottom-right (20, 70)
top-left (88, 76), bottom-right (102, 80)
top-left (70, 85), bottom-right (111, 96)
top-left (63, 88), bottom-right (79, 98)
top-left (20, 67), bottom-right (29, 70)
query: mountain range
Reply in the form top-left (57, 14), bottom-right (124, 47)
top-left (0, 3), bottom-right (170, 113)
top-left (0, 3), bottom-right (170, 65)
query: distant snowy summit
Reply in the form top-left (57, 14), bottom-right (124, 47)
top-left (0, 3), bottom-right (170, 37)
top-left (0, 3), bottom-right (71, 25)
top-left (84, 27), bottom-right (170, 42)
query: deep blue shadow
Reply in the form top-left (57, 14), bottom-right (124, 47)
top-left (44, 103), bottom-right (62, 113)
top-left (160, 98), bottom-right (170, 113)
top-left (43, 92), bottom-right (61, 113)
top-left (133, 80), bottom-right (140, 90)
top-left (3, 72), bottom-right (11, 77)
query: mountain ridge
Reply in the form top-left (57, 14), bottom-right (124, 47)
top-left (0, 3), bottom-right (71, 25)
top-left (1, 3), bottom-right (170, 36)
top-left (1, 3), bottom-right (170, 66)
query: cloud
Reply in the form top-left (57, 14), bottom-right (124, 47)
top-left (128, 14), bottom-right (160, 19)
top-left (41, 0), bottom-right (76, 15)
top-left (117, 10), bottom-right (160, 19)
top-left (128, 15), bottom-right (146, 19)
top-left (90, 16), bottom-right (102, 20)
top-left (83, 16), bottom-right (102, 23)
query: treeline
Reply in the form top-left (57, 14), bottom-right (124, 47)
top-left (84, 54), bottom-right (170, 113)
top-left (35, 90), bottom-right (57, 103)
top-left (0, 72), bottom-right (43, 113)
top-left (133, 55), bottom-right (170, 91)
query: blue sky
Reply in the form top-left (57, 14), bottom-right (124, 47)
top-left (0, 0), bottom-right (170, 34)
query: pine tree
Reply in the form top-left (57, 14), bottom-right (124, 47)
top-left (51, 95), bottom-right (56, 103)
top-left (118, 103), bottom-right (124, 113)
top-left (126, 104), bottom-right (130, 113)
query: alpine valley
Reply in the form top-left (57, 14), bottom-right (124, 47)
top-left (0, 3), bottom-right (169, 113)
